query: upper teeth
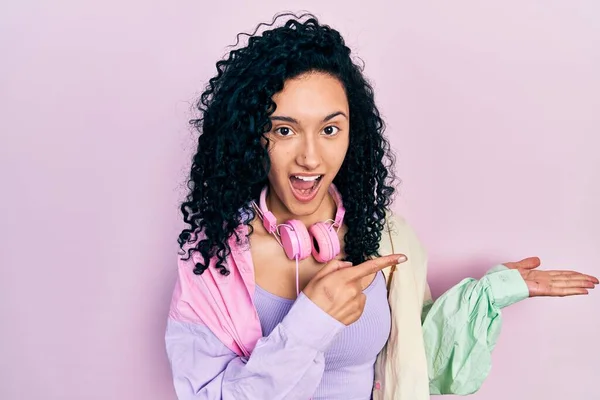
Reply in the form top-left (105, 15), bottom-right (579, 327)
top-left (294, 175), bottom-right (320, 181)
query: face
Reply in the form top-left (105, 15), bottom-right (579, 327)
top-left (264, 71), bottom-right (350, 220)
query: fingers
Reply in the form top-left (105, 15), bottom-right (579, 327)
top-left (548, 271), bottom-right (599, 284)
top-left (529, 274), bottom-right (597, 297)
top-left (533, 285), bottom-right (590, 297)
top-left (313, 259), bottom-right (353, 280)
top-left (345, 254), bottom-right (407, 281)
top-left (547, 278), bottom-right (597, 289)
top-left (342, 293), bottom-right (367, 326)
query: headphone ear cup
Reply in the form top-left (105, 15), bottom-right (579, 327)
top-left (279, 219), bottom-right (312, 260)
top-left (309, 222), bottom-right (341, 263)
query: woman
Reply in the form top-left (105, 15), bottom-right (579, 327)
top-left (165, 13), bottom-right (597, 400)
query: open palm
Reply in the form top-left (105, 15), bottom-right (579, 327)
top-left (504, 257), bottom-right (598, 297)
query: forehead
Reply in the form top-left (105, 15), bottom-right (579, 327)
top-left (271, 72), bottom-right (349, 118)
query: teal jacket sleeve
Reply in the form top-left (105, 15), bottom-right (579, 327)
top-left (421, 265), bottom-right (530, 395)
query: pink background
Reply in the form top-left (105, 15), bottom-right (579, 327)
top-left (1, 1), bottom-right (598, 399)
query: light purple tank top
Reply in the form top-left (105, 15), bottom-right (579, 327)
top-left (254, 271), bottom-right (392, 400)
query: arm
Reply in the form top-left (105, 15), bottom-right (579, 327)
top-left (165, 292), bottom-right (344, 400)
top-left (421, 265), bottom-right (529, 395)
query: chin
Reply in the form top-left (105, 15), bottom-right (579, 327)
top-left (286, 199), bottom-right (323, 217)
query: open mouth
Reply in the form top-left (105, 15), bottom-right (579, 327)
top-left (289, 175), bottom-right (323, 202)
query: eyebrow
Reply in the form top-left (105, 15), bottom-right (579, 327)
top-left (270, 111), bottom-right (348, 124)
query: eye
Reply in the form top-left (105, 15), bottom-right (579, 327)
top-left (322, 126), bottom-right (340, 136)
top-left (274, 127), bottom-right (293, 137)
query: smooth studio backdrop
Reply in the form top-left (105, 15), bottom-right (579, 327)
top-left (1, 1), bottom-right (599, 399)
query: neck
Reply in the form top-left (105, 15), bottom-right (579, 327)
top-left (266, 185), bottom-right (337, 227)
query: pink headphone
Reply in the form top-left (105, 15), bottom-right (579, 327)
top-left (251, 183), bottom-right (346, 263)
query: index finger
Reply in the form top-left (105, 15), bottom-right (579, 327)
top-left (343, 254), bottom-right (407, 281)
top-left (549, 271), bottom-right (599, 283)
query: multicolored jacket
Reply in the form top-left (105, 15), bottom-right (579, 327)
top-left (165, 211), bottom-right (529, 399)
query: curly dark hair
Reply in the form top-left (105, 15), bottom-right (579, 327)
top-left (178, 12), bottom-right (398, 275)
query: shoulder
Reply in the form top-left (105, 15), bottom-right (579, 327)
top-left (382, 209), bottom-right (428, 267)
top-left (381, 209), bottom-right (430, 301)
top-left (176, 215), bottom-right (252, 272)
top-left (383, 210), bottom-right (426, 249)
top-left (177, 228), bottom-right (206, 266)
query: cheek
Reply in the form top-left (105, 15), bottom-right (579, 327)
top-left (266, 145), bottom-right (289, 177)
top-left (325, 140), bottom-right (349, 168)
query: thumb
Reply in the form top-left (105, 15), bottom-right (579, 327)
top-left (504, 256), bottom-right (541, 270)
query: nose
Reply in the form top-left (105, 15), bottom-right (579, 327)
top-left (295, 135), bottom-right (321, 171)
